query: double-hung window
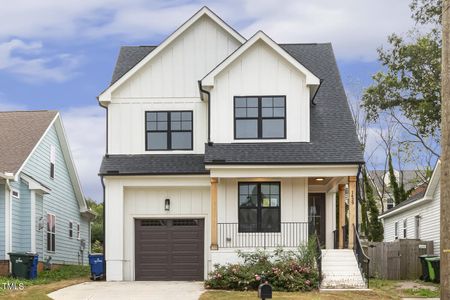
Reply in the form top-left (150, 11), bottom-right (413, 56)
top-left (394, 221), bottom-right (399, 240)
top-left (403, 219), bottom-right (407, 238)
top-left (238, 182), bottom-right (281, 232)
top-left (77, 223), bottom-right (81, 240)
top-left (49, 145), bottom-right (56, 178)
top-left (69, 221), bottom-right (73, 238)
top-left (145, 111), bottom-right (193, 150)
top-left (234, 96), bottom-right (286, 139)
top-left (47, 214), bottom-right (56, 252)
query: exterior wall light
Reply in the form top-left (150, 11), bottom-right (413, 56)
top-left (315, 178), bottom-right (325, 182)
top-left (165, 199), bottom-right (170, 211)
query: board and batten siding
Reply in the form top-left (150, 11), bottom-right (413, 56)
top-left (107, 15), bottom-right (241, 155)
top-left (383, 182), bottom-right (440, 255)
top-left (210, 41), bottom-right (310, 143)
top-left (0, 184), bottom-right (5, 258)
top-left (21, 124), bottom-right (90, 265)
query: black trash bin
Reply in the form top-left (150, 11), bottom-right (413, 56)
top-left (8, 252), bottom-right (38, 279)
top-left (427, 257), bottom-right (440, 283)
top-left (419, 254), bottom-right (438, 281)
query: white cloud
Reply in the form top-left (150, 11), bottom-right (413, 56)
top-left (61, 106), bottom-right (105, 202)
top-left (0, 0), bottom-right (415, 62)
top-left (0, 39), bottom-right (81, 83)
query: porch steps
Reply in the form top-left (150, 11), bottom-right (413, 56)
top-left (320, 249), bottom-right (367, 290)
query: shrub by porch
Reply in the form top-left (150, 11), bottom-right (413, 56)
top-left (205, 243), bottom-right (320, 292)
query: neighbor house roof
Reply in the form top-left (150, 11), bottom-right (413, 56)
top-left (379, 160), bottom-right (441, 219)
top-left (0, 110), bottom-right (58, 174)
top-left (368, 170), bottom-right (425, 195)
top-left (99, 154), bottom-right (209, 176)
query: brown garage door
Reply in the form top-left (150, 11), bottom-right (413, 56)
top-left (135, 219), bottom-right (204, 281)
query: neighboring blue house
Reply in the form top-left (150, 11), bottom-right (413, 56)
top-left (0, 110), bottom-right (94, 273)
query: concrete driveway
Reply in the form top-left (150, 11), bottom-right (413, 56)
top-left (48, 281), bottom-right (205, 300)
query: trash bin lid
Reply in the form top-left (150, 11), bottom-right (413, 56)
top-left (419, 254), bottom-right (438, 258)
top-left (426, 257), bottom-right (440, 261)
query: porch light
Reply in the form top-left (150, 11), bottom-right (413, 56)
top-left (315, 177), bottom-right (325, 182)
top-left (164, 199), bottom-right (170, 211)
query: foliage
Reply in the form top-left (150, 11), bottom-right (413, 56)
top-left (362, 0), bottom-right (442, 139)
top-left (403, 287), bottom-right (440, 297)
top-left (363, 170), bottom-right (384, 242)
top-left (205, 241), bottom-right (319, 292)
top-left (87, 198), bottom-right (103, 248)
top-left (91, 240), bottom-right (103, 253)
top-left (388, 153), bottom-right (412, 205)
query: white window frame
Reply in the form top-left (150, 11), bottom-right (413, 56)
top-left (50, 145), bottom-right (56, 179)
top-left (402, 219), bottom-right (407, 239)
top-left (11, 189), bottom-right (20, 199)
top-left (76, 223), bottom-right (81, 240)
top-left (394, 221), bottom-right (399, 240)
top-left (69, 221), bottom-right (73, 238)
top-left (46, 213), bottom-right (56, 252)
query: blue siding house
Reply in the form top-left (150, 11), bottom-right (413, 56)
top-left (0, 111), bottom-right (94, 273)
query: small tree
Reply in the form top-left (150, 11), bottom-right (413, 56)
top-left (363, 170), bottom-right (384, 242)
top-left (387, 153), bottom-right (411, 205)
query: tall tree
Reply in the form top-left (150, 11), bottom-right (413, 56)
top-left (388, 153), bottom-right (411, 205)
top-left (440, 0), bottom-right (450, 296)
top-left (363, 169), bottom-right (384, 242)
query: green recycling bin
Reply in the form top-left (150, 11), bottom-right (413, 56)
top-left (426, 257), bottom-right (440, 283)
top-left (8, 252), bottom-right (37, 279)
top-left (419, 254), bottom-right (438, 281)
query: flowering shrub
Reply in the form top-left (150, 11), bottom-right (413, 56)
top-left (205, 240), bottom-right (320, 292)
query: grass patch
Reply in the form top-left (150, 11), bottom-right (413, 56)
top-left (402, 287), bottom-right (440, 297)
top-left (0, 265), bottom-right (90, 299)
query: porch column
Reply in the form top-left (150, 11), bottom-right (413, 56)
top-left (338, 184), bottom-right (345, 249)
top-left (348, 176), bottom-right (357, 249)
top-left (210, 177), bottom-right (218, 250)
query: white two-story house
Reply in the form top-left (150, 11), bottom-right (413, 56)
top-left (98, 7), bottom-right (365, 286)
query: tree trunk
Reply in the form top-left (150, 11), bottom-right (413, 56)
top-left (441, 0), bottom-right (450, 298)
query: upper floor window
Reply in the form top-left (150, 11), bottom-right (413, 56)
top-left (145, 111), bottom-right (193, 151)
top-left (47, 213), bottom-right (56, 252)
top-left (49, 145), bottom-right (56, 178)
top-left (234, 96), bottom-right (286, 139)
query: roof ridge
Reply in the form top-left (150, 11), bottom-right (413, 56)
top-left (279, 42), bottom-right (331, 45)
top-left (0, 110), bottom-right (58, 113)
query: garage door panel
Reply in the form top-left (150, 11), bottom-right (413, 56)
top-left (135, 219), bottom-right (204, 281)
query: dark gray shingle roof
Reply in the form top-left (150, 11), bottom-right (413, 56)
top-left (379, 188), bottom-right (427, 217)
top-left (111, 46), bottom-right (157, 85)
top-left (99, 154), bottom-right (209, 175)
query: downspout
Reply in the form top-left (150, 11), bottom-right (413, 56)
top-left (198, 80), bottom-right (212, 144)
top-left (356, 164), bottom-right (362, 233)
top-left (310, 79), bottom-right (323, 105)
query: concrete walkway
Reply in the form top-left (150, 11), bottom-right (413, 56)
top-left (48, 281), bottom-right (205, 300)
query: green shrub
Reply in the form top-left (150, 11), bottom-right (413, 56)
top-left (205, 241), bottom-right (320, 292)
top-left (91, 240), bottom-right (103, 253)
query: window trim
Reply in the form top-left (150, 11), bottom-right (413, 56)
top-left (145, 111), bottom-right (193, 151)
top-left (69, 221), bottom-right (73, 238)
top-left (415, 215), bottom-right (420, 239)
top-left (402, 218), bottom-right (407, 239)
top-left (238, 182), bottom-right (281, 233)
top-left (233, 96), bottom-right (287, 140)
top-left (394, 221), bottom-right (399, 240)
top-left (46, 213), bottom-right (56, 253)
top-left (50, 145), bottom-right (56, 179)
top-left (76, 223), bottom-right (81, 240)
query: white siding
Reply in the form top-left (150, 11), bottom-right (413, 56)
top-left (383, 182), bottom-right (440, 255)
top-left (210, 41), bottom-right (310, 143)
top-left (107, 15), bottom-right (241, 154)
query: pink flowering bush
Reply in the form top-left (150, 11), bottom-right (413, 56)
top-left (205, 240), bottom-right (320, 292)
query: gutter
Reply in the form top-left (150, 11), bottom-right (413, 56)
top-left (100, 175), bottom-right (106, 279)
top-left (310, 79), bottom-right (323, 105)
top-left (197, 80), bottom-right (212, 144)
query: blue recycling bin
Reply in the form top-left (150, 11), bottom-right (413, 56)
top-left (29, 254), bottom-right (39, 279)
top-left (88, 254), bottom-right (104, 280)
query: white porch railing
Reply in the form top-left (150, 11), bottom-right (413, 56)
top-left (217, 222), bottom-right (309, 249)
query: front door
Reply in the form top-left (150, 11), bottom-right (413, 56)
top-left (308, 193), bottom-right (326, 248)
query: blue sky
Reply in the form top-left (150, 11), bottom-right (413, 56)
top-left (0, 0), bottom-right (415, 201)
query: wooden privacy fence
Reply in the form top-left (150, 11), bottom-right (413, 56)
top-left (364, 239), bottom-right (434, 280)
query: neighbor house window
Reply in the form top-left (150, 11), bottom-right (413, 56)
top-left (234, 96), bottom-right (286, 139)
top-left (49, 145), bottom-right (56, 178)
top-left (415, 215), bottom-right (420, 239)
top-left (47, 214), bottom-right (56, 252)
top-left (77, 223), bottom-right (81, 240)
top-left (145, 111), bottom-right (193, 150)
top-left (387, 198), bottom-right (394, 210)
top-left (403, 219), bottom-right (407, 239)
top-left (238, 182), bottom-right (280, 232)
top-left (394, 221), bottom-right (398, 240)
top-left (11, 189), bottom-right (20, 199)
top-left (69, 221), bottom-right (73, 238)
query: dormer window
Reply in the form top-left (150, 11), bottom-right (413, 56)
top-left (234, 96), bottom-right (286, 139)
top-left (145, 111), bottom-right (193, 151)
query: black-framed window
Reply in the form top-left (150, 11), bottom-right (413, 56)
top-left (145, 111), bottom-right (193, 150)
top-left (238, 182), bottom-right (281, 232)
top-left (234, 96), bottom-right (286, 139)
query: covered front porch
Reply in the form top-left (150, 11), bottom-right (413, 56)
top-left (206, 164), bottom-right (360, 265)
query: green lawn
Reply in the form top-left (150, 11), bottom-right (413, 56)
top-left (200, 279), bottom-right (440, 300)
top-left (0, 265), bottom-right (90, 299)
